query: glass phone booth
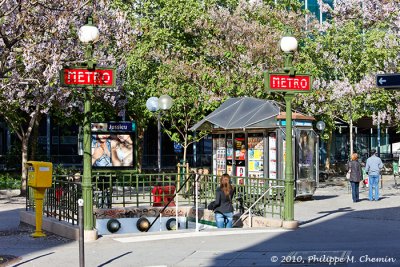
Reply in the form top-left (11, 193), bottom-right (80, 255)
top-left (295, 128), bottom-right (318, 196)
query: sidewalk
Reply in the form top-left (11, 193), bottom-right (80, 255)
top-left (1, 176), bottom-right (399, 267)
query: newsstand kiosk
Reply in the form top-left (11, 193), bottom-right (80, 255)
top-left (191, 97), bottom-right (319, 197)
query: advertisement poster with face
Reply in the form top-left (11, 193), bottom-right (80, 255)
top-left (92, 134), bottom-right (113, 167)
top-left (111, 134), bottom-right (133, 166)
top-left (91, 122), bottom-right (135, 168)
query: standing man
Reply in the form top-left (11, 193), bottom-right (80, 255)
top-left (365, 149), bottom-right (383, 201)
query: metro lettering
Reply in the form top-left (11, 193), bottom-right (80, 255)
top-left (269, 74), bottom-right (311, 91)
top-left (62, 68), bottom-right (114, 87)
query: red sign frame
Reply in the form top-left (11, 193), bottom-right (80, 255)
top-left (265, 72), bottom-right (312, 93)
top-left (60, 67), bottom-right (116, 88)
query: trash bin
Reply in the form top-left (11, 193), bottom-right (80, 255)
top-left (152, 185), bottom-right (176, 207)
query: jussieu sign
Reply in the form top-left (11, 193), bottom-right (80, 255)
top-left (265, 73), bottom-right (312, 93)
top-left (60, 67), bottom-right (116, 87)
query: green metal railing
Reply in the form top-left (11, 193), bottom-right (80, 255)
top-left (90, 171), bottom-right (285, 218)
top-left (27, 172), bottom-right (285, 226)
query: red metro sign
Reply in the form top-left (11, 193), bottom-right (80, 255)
top-left (60, 67), bottom-right (116, 88)
top-left (265, 73), bottom-right (312, 93)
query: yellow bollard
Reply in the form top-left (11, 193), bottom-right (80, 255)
top-left (32, 188), bottom-right (46, 238)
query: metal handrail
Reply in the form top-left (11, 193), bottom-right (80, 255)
top-left (232, 185), bottom-right (285, 227)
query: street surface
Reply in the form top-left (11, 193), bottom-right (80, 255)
top-left (1, 176), bottom-right (399, 267)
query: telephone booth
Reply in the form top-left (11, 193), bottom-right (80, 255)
top-left (191, 97), bottom-right (319, 197)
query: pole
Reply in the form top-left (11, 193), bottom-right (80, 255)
top-left (32, 188), bottom-right (46, 237)
top-left (82, 90), bottom-right (93, 230)
top-left (195, 174), bottom-right (199, 232)
top-left (193, 132), bottom-right (197, 167)
top-left (78, 199), bottom-right (85, 267)
top-left (377, 121), bottom-right (381, 157)
top-left (157, 112), bottom-right (161, 173)
top-left (283, 93), bottom-right (295, 221)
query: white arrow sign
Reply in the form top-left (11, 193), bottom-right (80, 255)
top-left (378, 78), bottom-right (387, 85)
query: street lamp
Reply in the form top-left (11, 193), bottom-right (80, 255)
top-left (280, 32), bottom-right (298, 75)
top-left (146, 95), bottom-right (173, 173)
top-left (316, 121), bottom-right (326, 132)
top-left (78, 16), bottom-right (99, 232)
top-left (280, 29), bottom-right (298, 227)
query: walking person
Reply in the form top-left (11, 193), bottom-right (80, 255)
top-left (365, 149), bottom-right (383, 201)
top-left (347, 153), bottom-right (363, 202)
top-left (210, 173), bottom-right (235, 228)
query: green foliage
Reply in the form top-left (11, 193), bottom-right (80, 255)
top-left (112, 0), bottom-right (307, 164)
top-left (297, 17), bottom-right (398, 127)
top-left (0, 172), bottom-right (21, 189)
top-left (53, 164), bottom-right (80, 177)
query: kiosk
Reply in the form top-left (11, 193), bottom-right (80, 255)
top-left (191, 97), bottom-right (319, 197)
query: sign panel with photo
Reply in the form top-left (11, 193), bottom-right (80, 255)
top-left (91, 122), bottom-right (135, 168)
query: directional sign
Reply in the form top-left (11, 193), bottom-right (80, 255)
top-left (376, 73), bottom-right (400, 89)
top-left (60, 67), bottom-right (116, 88)
top-left (265, 72), bottom-right (312, 93)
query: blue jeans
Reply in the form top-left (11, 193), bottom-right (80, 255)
top-left (368, 175), bottom-right (380, 200)
top-left (350, 181), bottom-right (359, 202)
top-left (215, 212), bottom-right (233, 228)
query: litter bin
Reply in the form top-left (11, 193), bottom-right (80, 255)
top-left (152, 185), bottom-right (176, 207)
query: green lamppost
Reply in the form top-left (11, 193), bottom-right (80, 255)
top-left (265, 29), bottom-right (311, 228)
top-left (279, 30), bottom-right (299, 228)
top-left (78, 16), bottom-right (99, 234)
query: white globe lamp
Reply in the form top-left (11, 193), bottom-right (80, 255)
top-left (146, 97), bottom-right (159, 112)
top-left (158, 94), bottom-right (173, 110)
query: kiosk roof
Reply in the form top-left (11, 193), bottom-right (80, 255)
top-left (190, 97), bottom-right (280, 131)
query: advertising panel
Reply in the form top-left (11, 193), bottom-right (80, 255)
top-left (91, 122), bottom-right (135, 168)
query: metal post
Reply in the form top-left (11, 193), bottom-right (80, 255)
top-left (193, 132), bottom-right (197, 167)
top-left (78, 199), bottom-right (85, 267)
top-left (82, 90), bottom-right (93, 230)
top-left (377, 121), bottom-right (381, 157)
top-left (377, 121), bottom-right (382, 188)
top-left (283, 94), bottom-right (295, 221)
top-left (157, 112), bottom-right (161, 173)
top-left (195, 174), bottom-right (199, 232)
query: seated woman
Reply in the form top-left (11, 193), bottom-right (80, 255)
top-left (211, 173), bottom-right (235, 228)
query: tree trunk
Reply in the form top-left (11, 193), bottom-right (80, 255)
top-left (19, 105), bottom-right (40, 196)
top-left (20, 136), bottom-right (29, 196)
top-left (136, 126), bottom-right (144, 173)
top-left (349, 118), bottom-right (353, 158)
top-left (30, 116), bottom-right (41, 160)
top-left (182, 133), bottom-right (188, 165)
top-left (325, 129), bottom-right (332, 170)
